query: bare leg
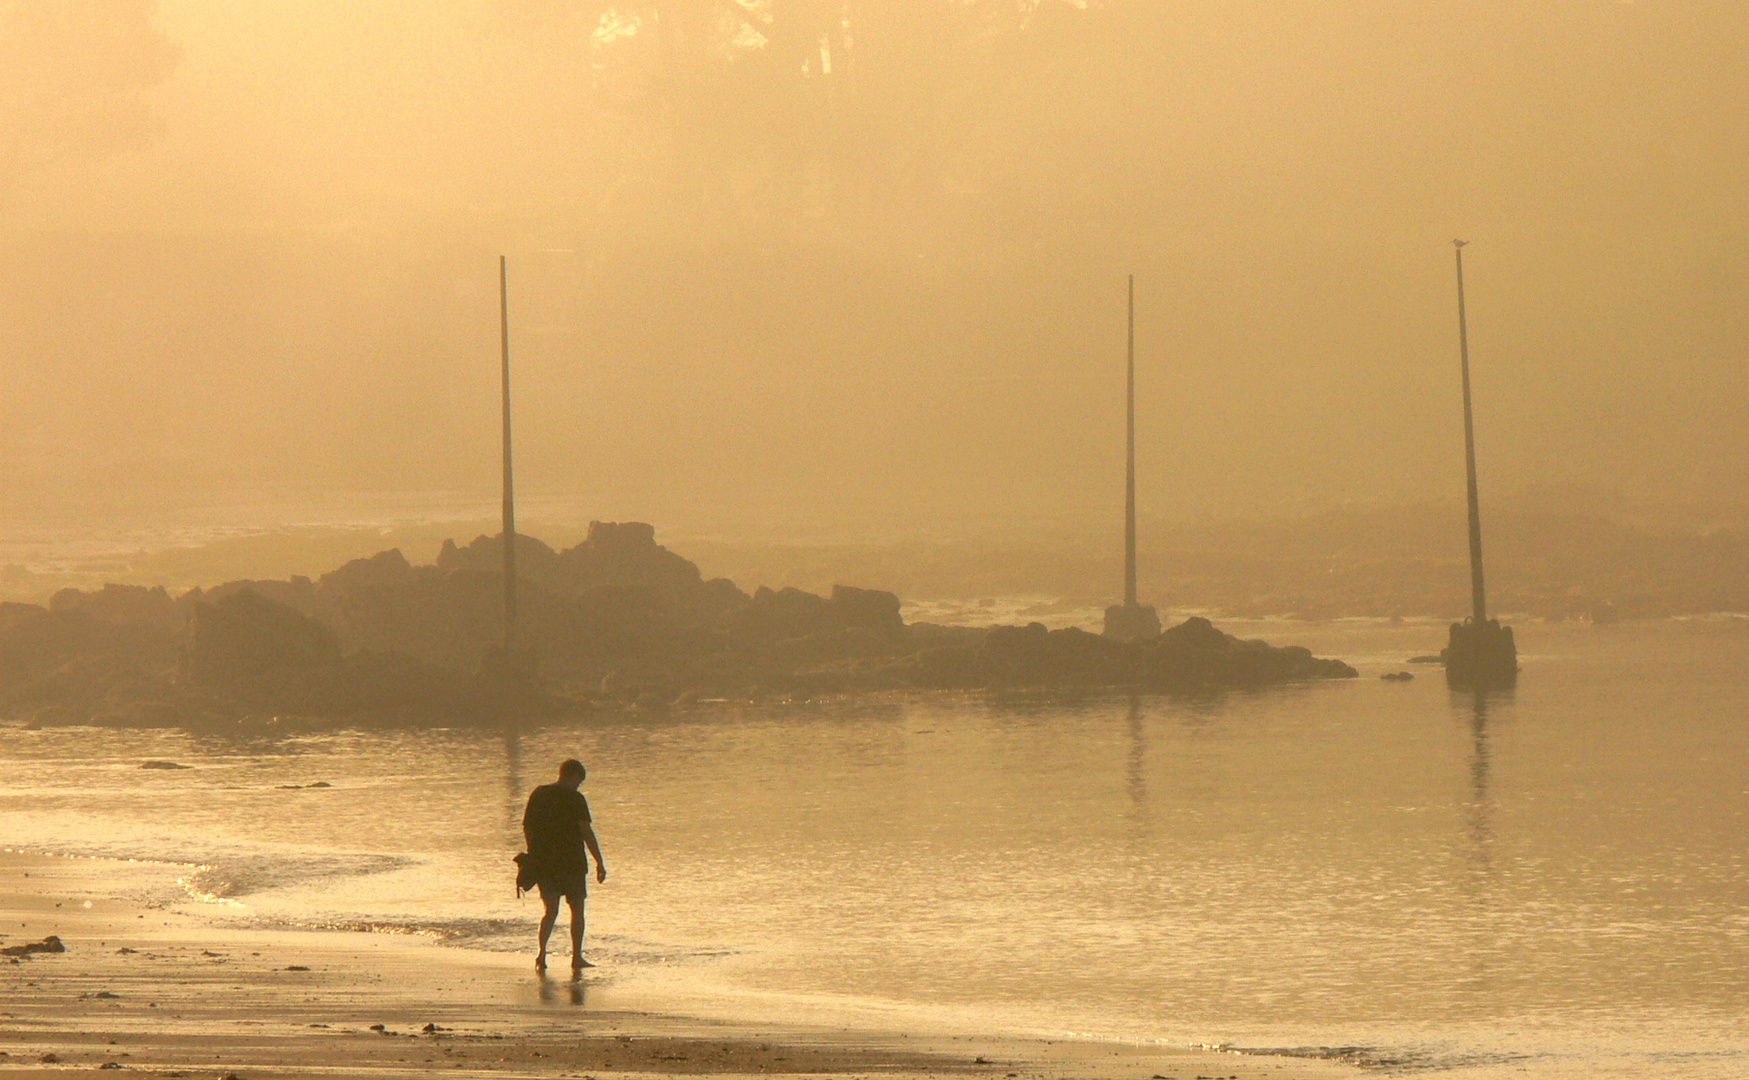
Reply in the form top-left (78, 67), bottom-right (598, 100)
top-left (568, 897), bottom-right (591, 972)
top-left (536, 893), bottom-right (561, 971)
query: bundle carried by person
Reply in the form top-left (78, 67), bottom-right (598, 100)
top-left (513, 851), bottom-right (541, 897)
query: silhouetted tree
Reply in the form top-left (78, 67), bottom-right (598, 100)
top-left (0, 1), bottom-right (180, 204)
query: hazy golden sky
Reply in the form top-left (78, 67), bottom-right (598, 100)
top-left (2, 1), bottom-right (1745, 534)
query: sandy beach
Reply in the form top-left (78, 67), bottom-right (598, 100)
top-left (0, 850), bottom-right (1358, 1080)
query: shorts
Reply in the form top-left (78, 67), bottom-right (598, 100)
top-left (536, 874), bottom-right (587, 906)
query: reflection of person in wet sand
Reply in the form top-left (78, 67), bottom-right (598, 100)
top-left (522, 758), bottom-right (607, 975)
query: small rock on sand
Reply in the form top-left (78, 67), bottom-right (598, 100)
top-left (1, 935), bottom-right (65, 958)
top-left (139, 760), bottom-right (190, 770)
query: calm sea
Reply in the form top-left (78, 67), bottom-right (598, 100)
top-left (3, 617), bottom-right (1746, 1077)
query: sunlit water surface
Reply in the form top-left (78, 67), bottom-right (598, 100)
top-left (3, 619), bottom-right (1746, 1077)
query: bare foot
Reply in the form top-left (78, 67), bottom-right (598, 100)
top-left (535, 954), bottom-right (548, 973)
top-left (572, 957), bottom-right (595, 971)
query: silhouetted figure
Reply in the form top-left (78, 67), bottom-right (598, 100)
top-left (1104, 275), bottom-right (1162, 643)
top-left (1442, 241), bottom-right (1517, 688)
top-left (521, 758), bottom-right (607, 975)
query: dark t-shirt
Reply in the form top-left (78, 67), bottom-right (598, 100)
top-left (522, 783), bottom-right (592, 879)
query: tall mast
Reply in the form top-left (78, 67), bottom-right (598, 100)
top-left (500, 255), bottom-right (518, 648)
top-left (1454, 240), bottom-right (1487, 624)
top-left (1124, 274), bottom-right (1137, 608)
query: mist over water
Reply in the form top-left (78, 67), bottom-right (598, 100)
top-left (5, 619), bottom-right (1746, 1078)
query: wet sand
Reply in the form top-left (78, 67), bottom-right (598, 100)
top-left (0, 851), bottom-right (1355, 1079)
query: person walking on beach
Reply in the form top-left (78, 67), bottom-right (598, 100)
top-left (522, 758), bottom-right (606, 974)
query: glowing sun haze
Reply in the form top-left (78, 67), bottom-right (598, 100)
top-left (1, 1), bottom-right (1744, 535)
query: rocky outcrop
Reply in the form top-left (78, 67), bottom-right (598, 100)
top-left (0, 522), bottom-right (1357, 727)
top-left (186, 589), bottom-right (342, 694)
top-left (183, 588), bottom-right (537, 723)
top-left (50, 584), bottom-right (184, 633)
top-left (912, 615), bottom-right (1354, 691)
top-left (0, 599), bottom-right (182, 725)
top-left (435, 521), bottom-right (741, 625)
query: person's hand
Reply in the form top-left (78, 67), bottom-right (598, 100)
top-left (596, 864), bottom-right (608, 884)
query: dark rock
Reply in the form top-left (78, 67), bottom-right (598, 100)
top-left (0, 601), bottom-right (47, 632)
top-left (1443, 619), bottom-right (1518, 689)
top-left (1102, 602), bottom-right (1161, 642)
top-left (828, 585), bottom-right (904, 638)
top-left (563, 521), bottom-right (702, 590)
top-left (0, 935), bottom-right (64, 958)
top-left (985, 621), bottom-right (1049, 651)
top-left (1158, 615), bottom-right (1228, 651)
top-left (0, 605), bottom-right (177, 721)
top-left (187, 576), bottom-right (318, 615)
top-left (50, 584), bottom-right (183, 633)
top-left (937, 615), bottom-right (1356, 690)
top-left (140, 760), bottom-right (190, 770)
top-left (746, 586), bottom-right (833, 640)
top-left (318, 548), bottom-right (415, 593)
top-left (187, 590), bottom-right (341, 692)
top-left (1380, 671), bottom-right (1414, 682)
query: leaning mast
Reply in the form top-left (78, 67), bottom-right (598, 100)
top-left (1102, 274), bottom-right (1161, 643)
top-left (1124, 273), bottom-right (1138, 609)
top-left (1454, 240), bottom-right (1487, 625)
top-left (1442, 240), bottom-right (1517, 687)
top-left (500, 255), bottom-right (518, 650)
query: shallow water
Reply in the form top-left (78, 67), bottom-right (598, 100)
top-left (3, 617), bottom-right (1747, 1077)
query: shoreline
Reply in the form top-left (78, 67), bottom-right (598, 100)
top-left (0, 849), bottom-right (1358, 1079)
